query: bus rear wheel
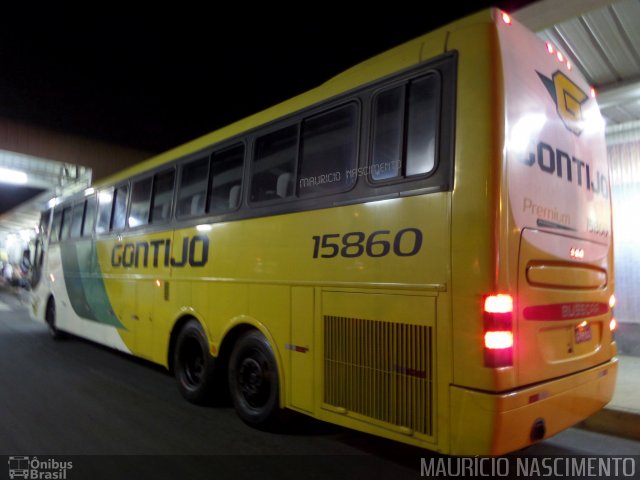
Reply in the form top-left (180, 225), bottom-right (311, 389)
top-left (174, 319), bottom-right (216, 404)
top-left (228, 330), bottom-right (283, 429)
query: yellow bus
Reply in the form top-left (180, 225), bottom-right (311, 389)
top-left (30, 8), bottom-right (617, 456)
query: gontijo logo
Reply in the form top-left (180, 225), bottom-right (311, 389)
top-left (537, 70), bottom-right (588, 135)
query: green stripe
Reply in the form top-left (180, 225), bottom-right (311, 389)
top-left (60, 241), bottom-right (125, 329)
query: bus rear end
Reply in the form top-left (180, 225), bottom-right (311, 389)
top-left (449, 11), bottom-right (617, 455)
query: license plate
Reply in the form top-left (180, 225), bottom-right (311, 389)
top-left (575, 324), bottom-right (592, 344)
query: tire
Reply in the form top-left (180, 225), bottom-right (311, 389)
top-left (174, 319), bottom-right (216, 404)
top-left (45, 298), bottom-right (64, 340)
top-left (228, 330), bottom-right (283, 429)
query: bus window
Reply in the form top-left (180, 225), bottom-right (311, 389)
top-left (371, 73), bottom-right (440, 181)
top-left (150, 169), bottom-right (175, 223)
top-left (60, 207), bottom-right (72, 240)
top-left (209, 144), bottom-right (244, 213)
top-left (299, 104), bottom-right (358, 197)
top-left (129, 176), bottom-right (152, 227)
top-left (371, 86), bottom-right (403, 181)
top-left (406, 75), bottom-right (440, 176)
top-left (83, 195), bottom-right (97, 236)
top-left (96, 188), bottom-right (114, 234)
top-left (69, 202), bottom-right (85, 238)
top-left (50, 210), bottom-right (62, 243)
top-left (177, 158), bottom-right (209, 218)
top-left (251, 125), bottom-right (297, 202)
top-left (111, 184), bottom-right (129, 231)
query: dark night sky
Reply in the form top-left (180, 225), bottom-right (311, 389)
top-left (0, 2), bottom-right (535, 154)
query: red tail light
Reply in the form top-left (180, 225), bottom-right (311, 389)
top-left (484, 294), bottom-right (514, 367)
top-left (484, 331), bottom-right (514, 349)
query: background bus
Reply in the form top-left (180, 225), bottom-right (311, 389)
top-left (30, 8), bottom-right (617, 455)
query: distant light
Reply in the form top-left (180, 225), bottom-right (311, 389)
top-left (155, 279), bottom-right (161, 288)
top-left (84, 187), bottom-right (95, 196)
top-left (47, 197), bottom-right (59, 209)
top-left (609, 318), bottom-right (617, 332)
top-left (609, 294), bottom-right (616, 309)
top-left (567, 61), bottom-right (572, 71)
top-left (19, 229), bottom-right (33, 241)
top-left (49, 274), bottom-right (55, 283)
top-left (196, 224), bottom-right (212, 232)
top-left (591, 87), bottom-right (597, 98)
top-left (98, 191), bottom-right (113, 203)
top-left (0, 167), bottom-right (27, 185)
top-left (501, 12), bottom-right (512, 25)
top-left (578, 320), bottom-right (588, 328)
top-left (546, 42), bottom-right (554, 54)
top-left (556, 51), bottom-right (564, 62)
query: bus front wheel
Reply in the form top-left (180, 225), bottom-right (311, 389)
top-left (228, 330), bottom-right (283, 429)
top-left (45, 298), bottom-right (63, 340)
top-left (174, 319), bottom-right (216, 404)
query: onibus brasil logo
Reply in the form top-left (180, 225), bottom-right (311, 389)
top-left (8, 456), bottom-right (72, 479)
top-left (537, 70), bottom-right (589, 136)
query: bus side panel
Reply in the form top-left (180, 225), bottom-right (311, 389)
top-left (171, 193), bottom-right (450, 449)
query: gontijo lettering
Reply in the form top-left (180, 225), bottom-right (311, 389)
top-left (521, 141), bottom-right (609, 199)
top-left (111, 235), bottom-right (209, 268)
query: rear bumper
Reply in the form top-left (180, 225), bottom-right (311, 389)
top-left (449, 357), bottom-right (618, 456)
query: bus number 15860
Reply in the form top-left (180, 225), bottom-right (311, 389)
top-left (311, 228), bottom-right (423, 259)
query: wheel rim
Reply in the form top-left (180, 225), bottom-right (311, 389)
top-left (237, 348), bottom-right (271, 409)
top-left (180, 337), bottom-right (205, 387)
